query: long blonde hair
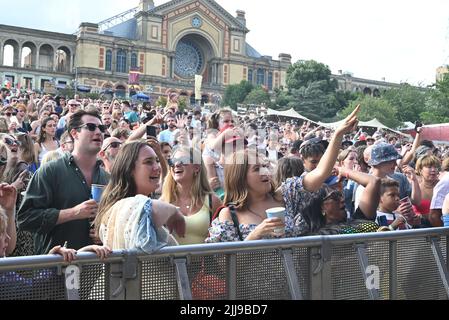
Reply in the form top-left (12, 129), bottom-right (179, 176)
top-left (160, 147), bottom-right (212, 211)
top-left (223, 149), bottom-right (274, 210)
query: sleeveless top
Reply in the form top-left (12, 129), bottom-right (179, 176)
top-left (413, 199), bottom-right (431, 215)
top-left (174, 196), bottom-right (211, 245)
top-left (38, 140), bottom-right (60, 164)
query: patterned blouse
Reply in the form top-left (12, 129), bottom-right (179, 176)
top-left (205, 176), bottom-right (311, 243)
top-left (281, 175), bottom-right (314, 236)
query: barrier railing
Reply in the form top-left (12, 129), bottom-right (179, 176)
top-left (1, 228), bottom-right (448, 300)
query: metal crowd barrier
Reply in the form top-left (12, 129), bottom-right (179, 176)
top-left (1, 228), bottom-right (448, 300)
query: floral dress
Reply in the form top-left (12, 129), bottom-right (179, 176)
top-left (205, 214), bottom-right (303, 242)
top-left (281, 176), bottom-right (315, 236)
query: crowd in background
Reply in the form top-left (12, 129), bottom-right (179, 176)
top-left (0, 86), bottom-right (449, 262)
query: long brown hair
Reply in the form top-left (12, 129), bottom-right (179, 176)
top-left (160, 147), bottom-right (212, 211)
top-left (37, 117), bottom-right (56, 144)
top-left (223, 149), bottom-right (274, 210)
top-left (94, 140), bottom-right (149, 236)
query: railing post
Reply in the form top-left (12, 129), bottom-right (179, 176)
top-left (174, 258), bottom-right (192, 300)
top-left (226, 253), bottom-right (237, 300)
top-left (355, 243), bottom-right (380, 300)
top-left (109, 250), bottom-right (138, 300)
top-left (281, 249), bottom-right (303, 300)
top-left (430, 237), bottom-right (449, 299)
top-left (123, 252), bottom-right (140, 300)
top-left (310, 238), bottom-right (332, 300)
top-left (389, 240), bottom-right (398, 300)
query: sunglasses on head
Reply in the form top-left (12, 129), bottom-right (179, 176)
top-left (4, 137), bottom-right (21, 146)
top-left (103, 141), bottom-right (122, 151)
top-left (77, 123), bottom-right (107, 133)
top-left (323, 190), bottom-right (343, 202)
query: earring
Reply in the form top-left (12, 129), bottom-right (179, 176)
top-left (322, 211), bottom-right (326, 216)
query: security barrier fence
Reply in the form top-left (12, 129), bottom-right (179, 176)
top-left (1, 228), bottom-right (448, 300)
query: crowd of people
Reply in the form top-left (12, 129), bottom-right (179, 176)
top-left (0, 86), bottom-right (449, 265)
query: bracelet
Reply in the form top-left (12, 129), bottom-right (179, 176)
top-left (388, 225), bottom-right (395, 231)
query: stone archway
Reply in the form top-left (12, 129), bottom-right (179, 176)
top-left (21, 41), bottom-right (37, 68)
top-left (3, 39), bottom-right (20, 67)
top-left (173, 33), bottom-right (216, 83)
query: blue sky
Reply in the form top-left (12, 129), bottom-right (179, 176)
top-left (2, 0), bottom-right (449, 86)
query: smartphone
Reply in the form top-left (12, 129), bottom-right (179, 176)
top-left (146, 125), bottom-right (157, 138)
top-left (400, 197), bottom-right (412, 206)
top-left (415, 121), bottom-right (423, 132)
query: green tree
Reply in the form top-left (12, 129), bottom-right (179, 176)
top-left (421, 74), bottom-right (449, 124)
top-left (243, 86), bottom-right (271, 105)
top-left (178, 96), bottom-right (187, 112)
top-left (382, 84), bottom-right (429, 123)
top-left (340, 95), bottom-right (401, 129)
top-left (222, 80), bottom-right (254, 109)
top-left (286, 60), bottom-right (337, 92)
top-left (283, 60), bottom-right (347, 121)
top-left (155, 96), bottom-right (167, 107)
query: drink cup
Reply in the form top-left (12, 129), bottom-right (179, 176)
top-left (91, 184), bottom-right (105, 203)
top-left (265, 207), bottom-right (286, 235)
top-left (442, 214), bottom-right (449, 227)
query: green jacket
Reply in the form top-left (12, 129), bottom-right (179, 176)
top-left (18, 153), bottom-right (109, 255)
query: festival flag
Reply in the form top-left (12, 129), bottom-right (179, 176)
top-left (195, 75), bottom-right (203, 101)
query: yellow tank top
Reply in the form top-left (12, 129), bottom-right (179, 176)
top-left (174, 196), bottom-right (211, 245)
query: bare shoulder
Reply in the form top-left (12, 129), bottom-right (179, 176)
top-left (218, 206), bottom-right (232, 223)
top-left (211, 194), bottom-right (222, 210)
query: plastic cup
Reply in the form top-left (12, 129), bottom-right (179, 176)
top-left (442, 215), bottom-right (449, 227)
top-left (91, 184), bottom-right (105, 203)
top-left (265, 207), bottom-right (286, 235)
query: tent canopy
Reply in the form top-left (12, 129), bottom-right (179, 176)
top-left (267, 108), bottom-right (311, 121)
top-left (131, 92), bottom-right (150, 101)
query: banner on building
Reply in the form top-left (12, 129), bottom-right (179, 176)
top-left (195, 75), bottom-right (203, 101)
top-left (129, 69), bottom-right (141, 85)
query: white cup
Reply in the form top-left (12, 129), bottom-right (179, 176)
top-left (265, 207), bottom-right (286, 235)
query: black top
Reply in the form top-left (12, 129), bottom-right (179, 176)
top-left (18, 153), bottom-right (109, 254)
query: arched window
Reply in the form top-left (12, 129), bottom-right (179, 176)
top-left (105, 50), bottom-right (112, 71)
top-left (116, 49), bottom-right (127, 73)
top-left (131, 52), bottom-right (138, 69)
top-left (248, 69), bottom-right (253, 83)
top-left (257, 68), bottom-right (265, 86)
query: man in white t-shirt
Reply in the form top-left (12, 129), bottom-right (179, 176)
top-left (430, 172), bottom-right (449, 227)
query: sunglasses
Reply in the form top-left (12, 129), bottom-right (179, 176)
top-left (323, 190), bottom-right (343, 202)
top-left (77, 123), bottom-right (107, 133)
top-left (102, 141), bottom-right (122, 151)
top-left (4, 137), bottom-right (21, 146)
top-left (169, 156), bottom-right (192, 167)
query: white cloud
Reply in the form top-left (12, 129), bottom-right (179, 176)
top-left (1, 0), bottom-right (448, 85)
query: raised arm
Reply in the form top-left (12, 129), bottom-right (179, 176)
top-left (401, 130), bottom-right (421, 166)
top-left (303, 105), bottom-right (360, 192)
top-left (338, 167), bottom-right (381, 219)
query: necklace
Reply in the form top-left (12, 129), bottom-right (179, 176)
top-left (247, 207), bottom-right (265, 219)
